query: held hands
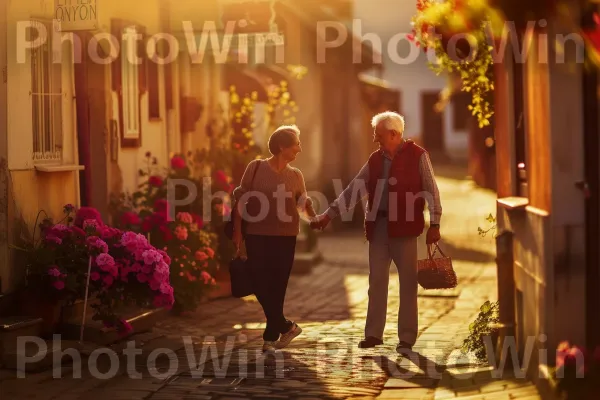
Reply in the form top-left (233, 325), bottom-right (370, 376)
top-left (426, 226), bottom-right (441, 244)
top-left (310, 213), bottom-right (331, 231)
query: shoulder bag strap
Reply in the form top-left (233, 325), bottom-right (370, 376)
top-left (249, 160), bottom-right (261, 190)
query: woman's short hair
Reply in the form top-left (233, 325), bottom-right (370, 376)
top-left (371, 111), bottom-right (405, 134)
top-left (268, 125), bottom-right (300, 155)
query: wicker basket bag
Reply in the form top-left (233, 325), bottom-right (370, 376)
top-left (417, 243), bottom-right (457, 289)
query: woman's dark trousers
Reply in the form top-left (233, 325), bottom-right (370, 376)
top-left (245, 234), bottom-right (297, 341)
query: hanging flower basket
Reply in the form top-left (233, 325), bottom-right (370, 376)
top-left (409, 0), bottom-right (505, 128)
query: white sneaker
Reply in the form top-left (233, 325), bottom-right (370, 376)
top-left (262, 341), bottom-right (277, 353)
top-left (275, 323), bottom-right (302, 349)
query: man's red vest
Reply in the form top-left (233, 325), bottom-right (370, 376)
top-left (364, 140), bottom-right (426, 241)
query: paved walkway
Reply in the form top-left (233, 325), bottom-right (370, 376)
top-left (0, 168), bottom-right (543, 399)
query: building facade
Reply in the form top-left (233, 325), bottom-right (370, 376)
top-left (492, 0), bottom-right (599, 395)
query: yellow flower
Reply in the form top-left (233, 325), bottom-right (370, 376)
top-left (251, 91), bottom-right (258, 100)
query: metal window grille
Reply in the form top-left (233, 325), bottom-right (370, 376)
top-left (122, 25), bottom-right (140, 137)
top-left (30, 19), bottom-right (63, 163)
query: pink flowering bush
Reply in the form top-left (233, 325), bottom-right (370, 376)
top-left (109, 152), bottom-right (224, 312)
top-left (22, 205), bottom-right (174, 333)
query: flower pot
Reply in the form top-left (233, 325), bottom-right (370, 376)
top-left (18, 290), bottom-right (62, 337)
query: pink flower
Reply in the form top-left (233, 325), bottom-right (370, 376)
top-left (195, 251), bottom-right (208, 261)
top-left (100, 226), bottom-right (122, 240)
top-left (90, 272), bottom-right (100, 281)
top-left (83, 219), bottom-right (100, 231)
top-left (96, 253), bottom-right (115, 269)
top-left (71, 226), bottom-right (86, 237)
top-left (53, 280), bottom-right (65, 290)
top-left (74, 207), bottom-right (104, 228)
top-left (103, 275), bottom-right (114, 287)
top-left (148, 175), bottom-right (163, 187)
top-left (87, 236), bottom-right (109, 253)
top-left (176, 212), bottom-right (194, 224)
top-left (137, 273), bottom-right (148, 283)
top-left (142, 249), bottom-right (163, 265)
top-left (171, 156), bottom-right (186, 169)
top-left (48, 267), bottom-right (61, 277)
top-left (174, 226), bottom-right (188, 241)
top-left (205, 247), bottom-right (215, 258)
top-left (158, 250), bottom-right (171, 265)
top-left (201, 271), bottom-right (212, 284)
top-left (149, 278), bottom-right (161, 291)
top-left (45, 234), bottom-right (62, 245)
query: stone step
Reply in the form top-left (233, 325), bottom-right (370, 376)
top-left (0, 316), bottom-right (43, 368)
top-left (59, 306), bottom-right (169, 346)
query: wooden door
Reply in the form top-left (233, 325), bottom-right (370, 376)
top-left (582, 11), bottom-right (600, 348)
top-left (421, 92), bottom-right (445, 152)
top-left (74, 33), bottom-right (109, 219)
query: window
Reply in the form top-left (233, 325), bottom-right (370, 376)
top-left (147, 57), bottom-right (160, 119)
top-left (121, 25), bottom-right (140, 138)
top-left (111, 19), bottom-right (146, 147)
top-left (30, 20), bottom-right (63, 163)
top-left (452, 92), bottom-right (471, 131)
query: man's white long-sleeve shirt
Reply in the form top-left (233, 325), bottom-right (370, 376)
top-left (324, 151), bottom-right (442, 225)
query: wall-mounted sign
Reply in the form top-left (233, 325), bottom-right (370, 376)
top-left (55, 0), bottom-right (98, 31)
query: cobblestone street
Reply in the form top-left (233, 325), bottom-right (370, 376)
top-left (0, 166), bottom-right (543, 399)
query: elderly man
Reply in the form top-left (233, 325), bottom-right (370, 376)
top-left (310, 111), bottom-right (442, 354)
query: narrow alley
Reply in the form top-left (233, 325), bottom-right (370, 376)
top-left (0, 164), bottom-right (542, 399)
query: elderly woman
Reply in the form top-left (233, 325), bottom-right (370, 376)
top-left (232, 125), bottom-right (315, 352)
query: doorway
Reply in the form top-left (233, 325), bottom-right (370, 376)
top-left (582, 6), bottom-right (600, 349)
top-left (73, 32), bottom-right (110, 219)
top-left (420, 92), bottom-right (445, 155)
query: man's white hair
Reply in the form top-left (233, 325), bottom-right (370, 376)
top-left (371, 111), bottom-right (405, 134)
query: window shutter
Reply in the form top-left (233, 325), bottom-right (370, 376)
top-left (111, 19), bottom-right (122, 93)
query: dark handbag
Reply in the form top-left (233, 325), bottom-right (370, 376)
top-left (417, 243), bottom-right (457, 289)
top-left (224, 161), bottom-right (261, 240)
top-left (229, 256), bottom-right (253, 298)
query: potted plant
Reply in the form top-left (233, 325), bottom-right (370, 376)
top-left (17, 204), bottom-right (175, 336)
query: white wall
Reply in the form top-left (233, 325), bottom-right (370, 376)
top-left (353, 0), bottom-right (468, 158)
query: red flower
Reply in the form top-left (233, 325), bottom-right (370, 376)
top-left (154, 199), bottom-right (168, 213)
top-left (121, 211), bottom-right (140, 226)
top-left (148, 176), bottom-right (163, 187)
top-left (171, 156), bottom-right (186, 169)
top-left (74, 207), bottom-right (104, 228)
